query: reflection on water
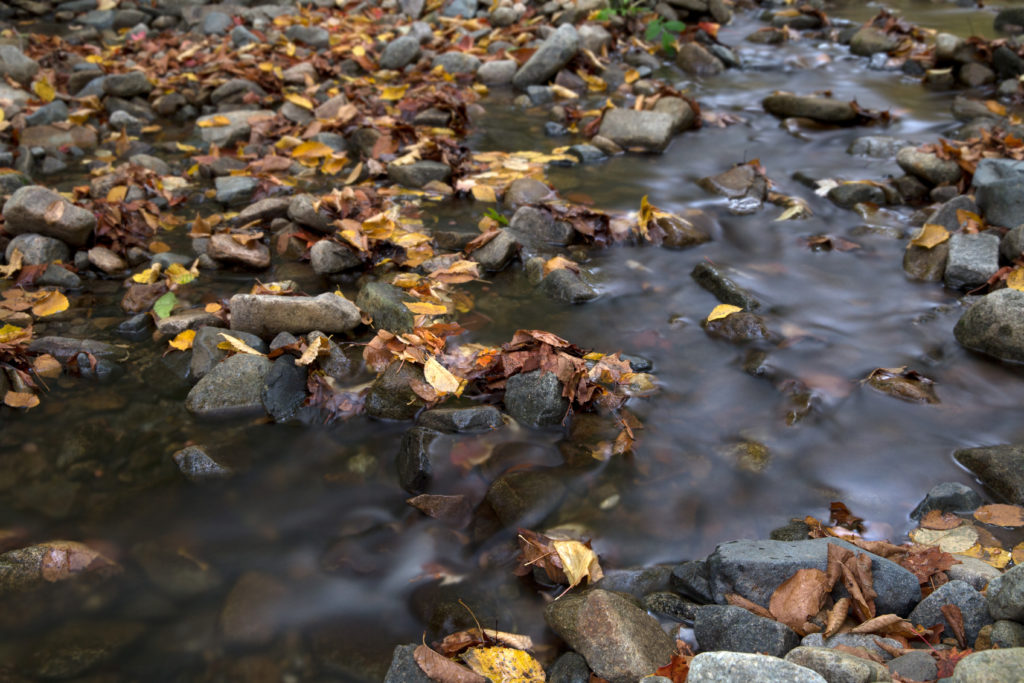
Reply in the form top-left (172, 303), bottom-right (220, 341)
top-left (4, 1), bottom-right (1024, 680)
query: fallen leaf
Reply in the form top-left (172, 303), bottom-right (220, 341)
top-left (168, 329), bottom-right (196, 351)
top-left (404, 301), bottom-right (449, 316)
top-left (291, 140), bottom-right (334, 159)
top-left (1012, 542), bottom-right (1024, 565)
top-left (921, 510), bottom-right (963, 530)
top-left (32, 354), bottom-right (62, 379)
top-left (132, 264), bottom-right (162, 284)
top-left (413, 644), bottom-right (486, 683)
top-left (1008, 268), bottom-right (1024, 292)
top-left (204, 303), bottom-right (222, 313)
top-left (31, 291), bottom-right (69, 317)
top-left (543, 256), bottom-right (580, 277)
top-left (461, 646), bottom-right (545, 682)
top-left (706, 304), bottom-right (742, 322)
top-left (551, 539), bottom-right (604, 592)
top-left (908, 224), bottom-right (950, 249)
top-left (973, 504), bottom-right (1024, 528)
top-left (0, 248), bottom-right (23, 277)
top-left (297, 335), bottom-right (328, 366)
top-left (769, 568), bottom-right (830, 635)
top-left (32, 76), bottom-right (55, 103)
top-left (470, 184), bottom-right (497, 202)
top-left (724, 593), bottom-right (774, 620)
top-left (285, 93), bottom-right (314, 110)
top-left (910, 525), bottom-right (980, 553)
top-left (941, 604), bottom-right (966, 648)
top-left (198, 115), bottom-right (232, 127)
top-left (4, 391), bottom-right (39, 408)
top-left (217, 333), bottom-right (265, 356)
top-left (825, 598), bottom-right (850, 637)
top-left (152, 291), bottom-right (177, 319)
top-left (424, 356), bottom-right (462, 395)
top-left (43, 199), bottom-right (65, 224)
top-left (439, 629), bottom-right (534, 657)
top-left (850, 613), bottom-right (905, 635)
top-left (959, 543), bottom-right (1011, 569)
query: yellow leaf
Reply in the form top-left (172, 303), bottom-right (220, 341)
top-left (175, 142), bottom-right (199, 153)
top-left (543, 256), bottom-right (579, 277)
top-left (577, 70), bottom-right (607, 92)
top-left (107, 185), bottom-right (128, 203)
top-left (624, 69), bottom-right (640, 84)
top-left (4, 390), bottom-right (39, 409)
top-left (461, 646), bottom-right (545, 683)
top-left (197, 115), bottom-right (232, 128)
top-left (1008, 269), bottom-right (1024, 292)
top-left (0, 248), bottom-right (22, 278)
top-left (205, 302), bottom-right (222, 313)
top-left (959, 543), bottom-right (1012, 569)
top-left (216, 333), bottom-right (265, 356)
top-left (32, 291), bottom-right (69, 317)
top-left (168, 329), bottom-right (196, 351)
top-left (297, 335), bottom-right (329, 366)
top-left (321, 155), bottom-right (348, 175)
top-left (707, 304), bottom-right (742, 322)
top-left (33, 77), bottom-right (56, 103)
top-left (149, 240), bottom-right (171, 253)
top-left (352, 45), bottom-right (366, 57)
top-left (165, 263), bottom-right (196, 285)
top-left (285, 93), bottom-right (314, 110)
top-left (132, 264), bottom-right (162, 284)
top-left (471, 184), bottom-right (497, 202)
top-left (404, 301), bottom-right (448, 315)
top-left (1013, 542), bottom-right (1024, 566)
top-left (985, 100), bottom-right (1007, 116)
top-left (0, 324), bottom-right (26, 343)
top-left (552, 539), bottom-right (604, 590)
top-left (424, 357), bottom-right (462, 395)
top-left (291, 140), bottom-right (333, 159)
top-left (909, 223), bottom-right (950, 249)
top-left (637, 195), bottom-right (653, 238)
top-left (378, 84), bottom-right (408, 101)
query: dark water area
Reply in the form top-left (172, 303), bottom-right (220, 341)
top-left (4, 1), bottom-right (1024, 680)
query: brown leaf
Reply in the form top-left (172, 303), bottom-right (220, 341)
top-left (825, 597), bottom-right (850, 637)
top-left (832, 644), bottom-right (885, 664)
top-left (921, 510), bottom-right (963, 530)
top-left (413, 644), bottom-right (487, 683)
top-left (973, 503), bottom-right (1024, 528)
top-left (942, 604), bottom-right (967, 648)
top-left (898, 545), bottom-right (959, 586)
top-left (406, 494), bottom-right (471, 527)
top-left (829, 501), bottom-right (866, 532)
top-left (724, 593), bottom-right (774, 620)
top-left (769, 568), bottom-right (830, 635)
top-left (850, 613), bottom-right (904, 634)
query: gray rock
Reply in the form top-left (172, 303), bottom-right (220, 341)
top-left (545, 589), bottom-right (674, 683)
top-left (383, 644), bottom-right (434, 683)
top-left (356, 281), bottom-right (415, 333)
top-left (547, 651), bottom-right (591, 683)
top-left (888, 651), bottom-right (937, 682)
top-left (262, 355), bottom-right (307, 422)
top-left (156, 310), bottom-right (220, 336)
top-left (955, 290), bottom-right (1024, 364)
top-left (129, 153), bottom-right (171, 176)
top-left (947, 555), bottom-right (1002, 592)
top-left (0, 45), bottom-right (39, 86)
top-left (991, 620), bottom-right (1024, 649)
top-left (37, 263), bottom-right (81, 289)
top-left (190, 326), bottom-right (267, 381)
top-left (762, 94), bottom-right (858, 124)
top-left (87, 245), bottom-right (127, 273)
top-left (441, 0), bottom-right (478, 18)
top-left (785, 646), bottom-right (892, 683)
top-left (396, 425), bottom-right (443, 493)
top-left (973, 158), bottom-right (1024, 227)
top-left (172, 445), bottom-right (234, 481)
top-left (985, 563), bottom-right (1024, 621)
top-left (233, 197), bottom-right (292, 226)
top-left (928, 195), bottom-right (979, 232)
top-left (379, 35), bottom-right (421, 70)
top-left (210, 78), bottom-right (266, 106)
top-left (652, 96), bottom-right (697, 133)
top-left (206, 234), bottom-right (270, 269)
top-left (287, 194), bottom-right (332, 233)
top-left (20, 620), bottom-right (145, 680)
top-left (950, 648), bottom-right (1024, 682)
top-left (25, 100), bottom-right (69, 127)
top-left (848, 136), bottom-right (912, 158)
top-left (568, 144), bottom-right (605, 163)
top-left (285, 25), bottom-right (329, 49)
top-left (5, 232), bottom-right (70, 265)
top-left (579, 24), bottom-right (612, 53)
top-left (850, 27), bottom-right (899, 56)
top-left (897, 147), bottom-right (963, 186)
top-left (801, 633), bottom-right (904, 661)
top-left (2, 185), bottom-right (97, 246)
top-left (103, 70), bottom-right (152, 98)
top-left (230, 293), bottom-right (361, 336)
top-left (828, 183), bottom-right (887, 208)
top-left (691, 262), bottom-right (761, 310)
top-left (311, 240), bottom-right (362, 276)
top-left (509, 206), bottom-right (574, 245)
top-left (202, 11), bottom-right (232, 35)
top-left (365, 361), bottom-right (426, 420)
top-left (910, 482), bottom-right (983, 519)
top-left (1001, 224), bottom-right (1024, 262)
top-left (694, 605), bottom-right (800, 656)
top-left (540, 268), bottom-right (598, 304)
top-left (472, 229), bottom-right (519, 271)
top-left (995, 8), bottom-right (1024, 33)
top-left (504, 370), bottom-right (568, 427)
top-left (231, 25), bottom-right (260, 47)
top-left (214, 175), bottom-right (259, 206)
top-left (195, 110), bottom-right (275, 148)
top-left (477, 59), bottom-right (517, 85)
top-left (28, 336), bottom-right (128, 364)
top-left (400, 0), bottom-right (425, 19)
top-left (688, 652), bottom-right (826, 683)
top-left (642, 591), bottom-right (700, 623)
top-left (908, 580), bottom-right (992, 644)
top-left (387, 160), bottom-right (451, 188)
top-left (185, 353), bottom-right (272, 417)
top-left (433, 52), bottom-right (481, 74)
top-left (944, 232), bottom-right (1000, 290)
top-left (513, 24), bottom-right (580, 89)
top-left (708, 538), bottom-right (921, 616)
top-left (960, 62), bottom-right (996, 88)
top-left (676, 42), bottom-right (724, 77)
top-left (597, 109), bottom-right (675, 153)
top-left (904, 242), bottom-right (949, 281)
top-left (503, 177), bottom-right (550, 208)
top-left (671, 560), bottom-right (713, 603)
top-left (416, 406), bottom-right (504, 433)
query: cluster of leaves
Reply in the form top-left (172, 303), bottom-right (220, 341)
top-left (515, 528), bottom-right (604, 597)
top-left (412, 626), bottom-right (545, 683)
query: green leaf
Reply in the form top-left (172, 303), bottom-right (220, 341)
top-left (644, 22), bottom-right (661, 42)
top-left (663, 20), bottom-right (686, 32)
top-left (595, 8), bottom-right (613, 20)
top-left (485, 207), bottom-right (509, 226)
top-left (153, 291), bottom-right (177, 319)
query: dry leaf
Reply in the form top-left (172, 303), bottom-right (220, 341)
top-left (706, 304), bottom-right (742, 322)
top-left (769, 568), bottom-right (830, 635)
top-left (908, 224), bottom-right (950, 249)
top-left (470, 184), bottom-right (497, 202)
top-left (204, 302), bottom-right (222, 313)
top-left (424, 357), bottom-right (462, 395)
top-left (439, 629), bottom-right (534, 656)
top-left (4, 390), bottom-right (39, 408)
top-left (959, 543), bottom-right (1011, 569)
top-left (825, 597), bottom-right (850, 637)
top-left (297, 335), bottom-right (328, 366)
top-left (32, 354), bottom-right (62, 379)
top-left (43, 199), bottom-right (65, 224)
top-left (168, 329), bottom-right (196, 351)
top-left (850, 613), bottom-right (904, 634)
top-left (921, 510), bottom-right (963, 530)
top-left (973, 504), bottom-right (1024, 528)
top-left (217, 333), bottom-right (265, 356)
top-left (0, 248), bottom-right (23, 278)
top-left (31, 291), bottom-right (69, 317)
top-left (543, 256), bottom-right (580, 277)
top-left (941, 604), bottom-right (966, 648)
top-left (551, 539), bottom-right (604, 591)
top-left (461, 646), bottom-right (545, 683)
top-left (413, 644), bottom-right (486, 683)
top-left (1007, 268), bottom-right (1024, 292)
top-left (404, 301), bottom-right (449, 316)
top-left (724, 593), bottom-right (774, 620)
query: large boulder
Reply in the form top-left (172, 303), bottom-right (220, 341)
top-left (954, 289), bottom-right (1024, 364)
top-left (229, 293), bottom-right (361, 336)
top-left (2, 186), bottom-right (97, 246)
top-left (512, 24), bottom-right (580, 89)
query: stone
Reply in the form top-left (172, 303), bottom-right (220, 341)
top-left (19, 124), bottom-right (98, 151)
top-left (694, 605), bottom-right (800, 657)
top-left (503, 177), bottom-right (551, 208)
top-left (955, 291), bottom-right (1024, 364)
top-left (762, 94), bottom-right (858, 124)
top-left (231, 25), bottom-right (259, 47)
top-left (190, 326), bottom-right (267, 381)
top-left (156, 310), bottom-right (221, 336)
top-left (950, 648), bottom-right (1024, 682)
top-left (86, 245), bottom-right (127, 273)
top-left (131, 540), bottom-right (222, 597)
top-left (485, 468), bottom-right (566, 528)
top-left (5, 232), bottom-right (70, 265)
top-left (416, 406), bottom-right (504, 433)
top-left (356, 281), bottom-right (416, 333)
top-left (1002, 224), bottom-right (1024, 262)
top-left (210, 79), bottom-right (266, 106)
top-left (545, 589), bottom-right (674, 683)
top-left (888, 651), bottom-right (937, 682)
top-left (903, 242), bottom-right (949, 281)
top-left (365, 361), bottom-right (426, 420)
top-left (568, 144), bottom-right (605, 163)
top-left (195, 110), bottom-right (275, 147)
top-left (311, 240), bottom-right (362, 276)
top-left (995, 8), bottom-right (1024, 33)
top-left (396, 426), bottom-right (443, 493)
top-left (928, 195), bottom-right (980, 231)
top-left (547, 651), bottom-right (591, 683)
top-left (206, 233), bottom-right (270, 269)
top-left (433, 51), bottom-right (481, 74)
top-left (848, 136), bottom-right (912, 158)
top-left (509, 206), bottom-right (574, 245)
top-left (172, 445), bottom-right (234, 482)
top-left (910, 482), bottom-right (983, 519)
top-left (897, 147), bottom-right (963, 186)
top-left (850, 27), bottom-right (899, 56)
top-left (387, 160), bottom-right (451, 188)
top-left (185, 353), bottom-right (272, 417)
top-left (233, 197), bottom-right (292, 226)
top-left (25, 100), bottom-right (69, 126)
top-left (691, 262), bottom-right (761, 310)
top-left (652, 96), bottom-right (697, 133)
top-left (597, 109), bottom-right (675, 153)
top-left (642, 591), bottom-right (699, 623)
top-left (379, 35), bottom-right (421, 70)
top-left (2, 185), bottom-right (97, 246)
top-left (384, 644), bottom-right (434, 683)
top-left (801, 633), bottom-right (904, 661)
top-left (103, 70), bottom-right (152, 98)
top-left (472, 229), bottom-right (519, 271)
top-left (220, 572), bottom-right (288, 645)
top-left (28, 336), bottom-right (128, 364)
top-left (504, 370), bottom-right (568, 427)
top-left (703, 311), bottom-right (769, 343)
top-left (287, 194), bottom-right (332, 233)
top-left (129, 153), bottom-right (171, 176)
top-left (671, 561), bottom-right (713, 603)
top-left (20, 620), bottom-right (145, 679)
top-left (675, 42), bottom-right (724, 77)
top-left (513, 24), bottom-right (580, 89)
top-left (262, 356), bottom-right (307, 423)
top-left (707, 538), bottom-right (921, 616)
top-left (477, 59), bottom-right (517, 85)
top-left (908, 580), bottom-right (992, 644)
top-left (991, 620), bottom-right (1024, 649)
top-left (947, 555), bottom-right (1002, 592)
top-left (985, 563), bottom-right (1024, 621)
top-left (230, 292), bottom-right (361, 336)
top-left (579, 24), bottom-right (612, 53)
top-left (285, 25), bottom-right (329, 49)
top-left (960, 62), bottom-right (996, 88)
top-left (828, 183), bottom-right (887, 208)
top-left (539, 268), bottom-right (598, 304)
top-left (973, 158), bottom-right (1024, 227)
top-left (315, 94), bottom-right (352, 121)
top-left (785, 646), bottom-right (892, 683)
top-left (0, 45), bottom-right (39, 86)
top-left (441, 0), bottom-right (478, 18)
top-left (688, 652), bottom-right (826, 683)
top-left (202, 11), bottom-right (233, 35)
top-left (37, 263), bottom-right (81, 289)
top-left (944, 232), bottom-right (1000, 290)
top-left (214, 175), bottom-right (259, 206)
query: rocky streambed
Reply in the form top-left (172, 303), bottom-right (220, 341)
top-left (3, 0), bottom-right (1024, 680)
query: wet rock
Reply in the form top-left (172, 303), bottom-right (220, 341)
top-left (172, 445), bottom-right (234, 482)
top-left (185, 353), bottom-right (272, 417)
top-left (503, 177), bottom-right (551, 208)
top-left (417, 406), bottom-right (503, 433)
top-left (973, 158), bottom-right (1024, 228)
top-left (707, 538), bottom-right (921, 616)
top-left (991, 620), bottom-right (1024, 648)
top-left (954, 290), bottom-right (1024, 365)
top-left (828, 182), bottom-right (888, 208)
top-left (770, 520), bottom-right (812, 542)
top-left (691, 262), bottom-right (761, 310)
top-left (785, 646), bottom-right (891, 683)
top-left (688, 652), bottom-right (825, 683)
top-left (19, 123), bottom-right (98, 151)
top-left (703, 311), bottom-right (769, 343)
top-left (131, 540), bottom-right (222, 597)
top-left (0, 45), bottom-right (39, 86)
top-left (473, 228), bottom-right (519, 271)
top-left (654, 213), bottom-right (710, 249)
top-left (86, 245), bottom-right (127, 274)
top-left (1002, 225), bottom-right (1024, 262)
top-left (195, 109), bottom-right (275, 147)
top-left (698, 164), bottom-right (767, 201)
top-left (433, 51), bottom-right (481, 74)
top-left (485, 468), bottom-right (566, 528)
top-left (929, 194), bottom-right (979, 231)
top-left (202, 11), bottom-right (232, 35)
top-left (220, 572), bottom-right (288, 645)
top-left (286, 193), bottom-right (332, 233)
top-left (671, 560), bottom-right (714, 603)
top-left (848, 135), bottom-right (912, 158)
top-left (947, 555), bottom-right (1002, 592)
top-left (762, 94), bottom-right (858, 124)
top-left (903, 242), bottom-right (949, 282)
top-left (311, 240), bottom-right (362, 276)
top-left (800, 633), bottom-right (904, 661)
top-left (888, 651), bottom-right (937, 681)
top-left (365, 360), bottom-right (427, 420)
top-left (597, 109), bottom-right (675, 153)
top-left (5, 232), bottom-right (70, 265)
top-left (652, 96), bottom-right (697, 133)
top-left (229, 292), bottom-right (361, 336)
top-left (28, 336), bottom-right (128, 364)
top-left (387, 160), bottom-right (451, 188)
top-left (384, 644), bottom-right (434, 683)
top-left (477, 59), bottom-right (517, 85)
top-left (504, 369), bottom-right (568, 427)
top-left (694, 604), bottom-right (800, 656)
top-left (509, 206), bottom-right (574, 245)
top-left (207, 233), bottom-right (271, 269)
top-left (545, 589), bottom-right (674, 683)
top-left (38, 263), bottom-right (82, 289)
top-left (2, 185), bottom-right (97, 246)
top-left (356, 281), bottom-right (416, 333)
top-left (190, 326), bottom-right (267, 381)
top-left (950, 648), bottom-right (1024, 681)
top-left (262, 355), bottom-right (307, 423)
top-left (897, 147), bottom-right (963, 186)
top-left (285, 24), bottom-right (329, 49)
top-left (676, 42), bottom-right (724, 77)
top-left (850, 27), bottom-right (899, 56)
top-left (25, 100), bottom-right (69, 126)
top-left (396, 426), bottom-right (443, 494)
top-left (642, 591), bottom-right (699, 623)
top-left (944, 232), bottom-right (999, 290)
top-left (20, 620), bottom-right (145, 679)
top-left (908, 580), bottom-right (992, 644)
top-left (232, 197), bottom-right (291, 227)
top-left (214, 175), bottom-right (259, 206)
top-left (540, 268), bottom-right (598, 304)
top-left (379, 35), bottom-right (422, 70)
top-left (995, 8), bottom-right (1024, 34)
top-left (985, 563), bottom-right (1024, 621)
top-left (156, 310), bottom-right (221, 336)
top-left (568, 143), bottom-right (605, 163)
top-left (910, 482), bottom-right (983, 520)
top-left (547, 651), bottom-right (591, 683)
top-left (513, 24), bottom-right (579, 89)
top-left (960, 62), bottom-right (996, 88)
top-left (595, 566), bottom-right (673, 598)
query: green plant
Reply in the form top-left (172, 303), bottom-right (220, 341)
top-left (484, 207), bottom-right (508, 226)
top-left (645, 17), bottom-right (687, 54)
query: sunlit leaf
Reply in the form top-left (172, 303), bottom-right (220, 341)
top-left (32, 76), bottom-right (55, 103)
top-left (132, 264), bottom-right (162, 284)
top-left (165, 263), bottom-right (196, 285)
top-left (4, 391), bottom-right (39, 408)
top-left (424, 356), bottom-right (463, 396)
top-left (551, 539), bottom-right (604, 591)
top-left (197, 115), bottom-right (232, 127)
top-left (168, 329), bottom-right (196, 351)
top-left (31, 291), bottom-right (69, 317)
top-left (461, 646), bottom-right (545, 683)
top-left (909, 224), bottom-right (950, 249)
top-left (378, 84), bottom-right (409, 101)
top-left (959, 543), bottom-right (1012, 569)
top-left (152, 291), bottom-right (177, 319)
top-left (0, 324), bottom-right (27, 343)
top-left (291, 141), bottom-right (334, 159)
top-left (217, 333), bottom-right (264, 355)
top-left (404, 301), bottom-right (448, 315)
top-left (706, 304), bottom-right (742, 322)
top-left (1007, 268), bottom-right (1024, 292)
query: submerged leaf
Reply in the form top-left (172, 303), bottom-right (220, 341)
top-left (4, 390), bottom-right (39, 409)
top-left (973, 504), bottom-right (1024, 528)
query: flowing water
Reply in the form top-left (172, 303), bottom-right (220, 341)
top-left (4, 1), bottom-right (1024, 680)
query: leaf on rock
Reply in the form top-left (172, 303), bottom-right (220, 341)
top-left (542, 256), bottom-right (580, 277)
top-left (439, 629), bottom-right (534, 657)
top-left (297, 335), bottom-right (329, 366)
top-left (33, 76), bottom-right (56, 103)
top-left (769, 568), bottom-right (830, 635)
top-left (850, 613), bottom-right (904, 634)
top-left (706, 304), bottom-right (742, 322)
top-left (461, 646), bottom-right (545, 683)
top-left (941, 604), bottom-right (967, 648)
top-left (291, 140), bottom-right (334, 159)
top-left (920, 510), bottom-right (963, 530)
top-left (152, 291), bottom-right (177, 319)
top-left (424, 357), bottom-right (463, 396)
top-left (829, 501), bottom-right (866, 532)
top-left (959, 543), bottom-right (1011, 569)
top-left (551, 539), bottom-right (604, 592)
top-left (898, 545), bottom-right (959, 585)
top-left (909, 224), bottom-right (950, 249)
top-left (31, 290), bottom-right (69, 317)
top-left (0, 323), bottom-right (28, 344)
top-left (824, 597), bottom-right (850, 637)
top-left (132, 264), bottom-right (162, 284)
top-left (284, 93), bottom-right (314, 110)
top-left (168, 329), bottom-right (196, 351)
top-left (724, 592), bottom-right (774, 620)
top-left (217, 333), bottom-right (265, 356)
top-left (413, 644), bottom-right (487, 683)
top-left (4, 390), bottom-right (39, 408)
top-left (1007, 268), bottom-right (1024, 292)
top-left (910, 525), bottom-right (979, 554)
top-left (973, 503), bottom-right (1024, 527)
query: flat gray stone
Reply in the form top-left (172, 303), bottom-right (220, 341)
top-left (762, 94), bottom-right (858, 124)
top-left (185, 353), bottom-right (272, 417)
top-left (229, 293), bottom-right (361, 336)
top-left (688, 652), bottom-right (826, 683)
top-left (944, 232), bottom-right (999, 290)
top-left (973, 158), bottom-right (1024, 227)
top-left (597, 109), bottom-right (675, 153)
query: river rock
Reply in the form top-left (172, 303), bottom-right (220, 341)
top-left (910, 482), bottom-right (983, 520)
top-left (903, 242), bottom-right (949, 281)
top-left (262, 355), bottom-right (307, 423)
top-left (87, 245), bottom-right (127, 274)
top-left (995, 8), bottom-right (1024, 33)
top-left (503, 177), bottom-right (551, 208)
top-left (907, 580), bottom-right (992, 644)
top-left (20, 620), bottom-right (145, 679)
top-left (513, 24), bottom-right (580, 89)
top-left (597, 109), bottom-right (675, 153)
top-left (897, 147), bottom-right (963, 186)
top-left (285, 24), bottom-right (329, 49)
top-left (195, 109), bottom-right (275, 147)
top-left (991, 620), bottom-right (1024, 648)
top-left (801, 633), bottom-right (904, 661)
top-left (547, 651), bottom-right (591, 683)
top-left (190, 326), bottom-right (267, 381)
top-left (762, 94), bottom-right (858, 124)
top-left (545, 589), bottom-right (674, 683)
top-left (888, 651), bottom-right (938, 681)
top-left (694, 605), bottom-right (800, 656)
top-left (207, 233), bottom-right (271, 269)
top-left (214, 176), bottom-right (259, 206)
top-left (850, 27), bottom-right (899, 56)
top-left (396, 426), bottom-right (444, 494)
top-left (540, 268), bottom-right (598, 304)
top-left (416, 405), bottom-right (504, 432)
top-left (944, 232), bottom-right (999, 290)
top-left (28, 336), bottom-right (128, 363)
top-left (785, 646), bottom-right (892, 683)
top-left (38, 263), bottom-right (82, 289)
top-left (2, 185), bottom-right (97, 246)
top-left (642, 591), bottom-right (699, 623)
top-left (691, 262), bottom-right (761, 310)
top-left (703, 311), bottom-right (769, 343)
top-left (365, 360), bottom-right (426, 420)
top-left (828, 182), bottom-right (887, 208)
top-left (848, 135), bottom-right (912, 158)
top-left (233, 196), bottom-right (292, 226)
top-left (656, 214), bottom-right (711, 249)
top-left (707, 538), bottom-right (921, 616)
top-left (433, 51), bottom-right (481, 74)
top-left (652, 97), bottom-right (697, 133)
top-left (504, 369), bottom-right (568, 427)
top-left (954, 290), bottom-right (1024, 364)
top-left (230, 292), bottom-right (361, 336)
top-left (676, 42), bottom-right (723, 77)
top-left (356, 281), bottom-right (416, 333)
top-left (973, 158), bottom-right (1024, 228)
top-left (947, 556), bottom-right (1002, 592)
top-left (950, 648), bottom-right (1024, 682)
top-left (5, 232), bottom-right (70, 265)
top-left (509, 206), bottom-right (574, 245)
top-left (387, 160), bottom-right (451, 188)
top-left (985, 563), bottom-right (1024, 621)
top-left (103, 70), bottom-right (152, 98)
top-left (220, 572), bottom-right (288, 645)
top-left (0, 45), bottom-right (39, 86)
top-left (485, 468), bottom-right (566, 528)
top-left (311, 240), bottom-right (362, 276)
top-left (671, 560), bottom-right (714, 603)
top-left (380, 35), bottom-right (421, 70)
top-left (477, 59), bottom-right (517, 85)
top-left (688, 652), bottom-right (826, 683)
top-left (286, 194), bottom-right (331, 233)
top-left (156, 310), bottom-right (221, 336)
top-left (472, 228), bottom-right (519, 271)
top-left (384, 644), bottom-right (434, 683)
top-left (172, 445), bottom-right (234, 482)
top-left (185, 353), bottom-right (272, 417)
